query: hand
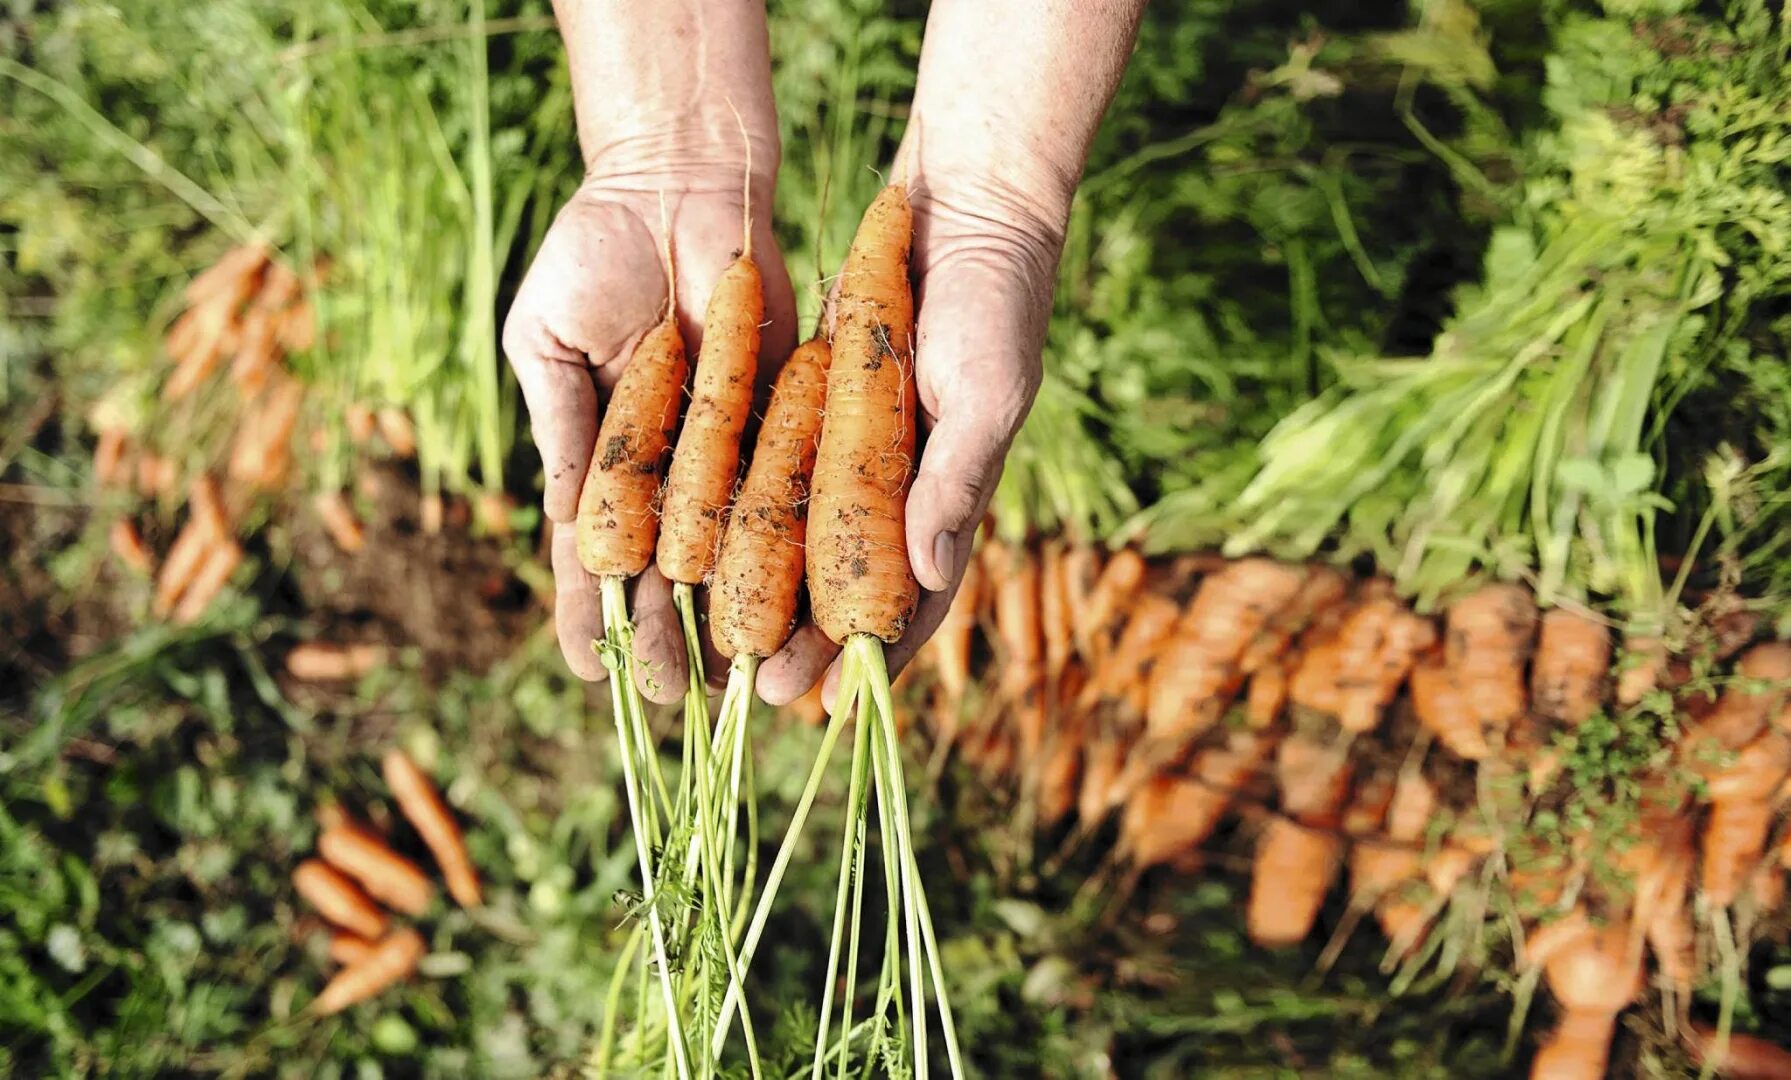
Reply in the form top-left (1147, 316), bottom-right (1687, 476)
top-left (755, 168), bottom-right (1062, 707)
top-left (503, 163), bottom-right (796, 701)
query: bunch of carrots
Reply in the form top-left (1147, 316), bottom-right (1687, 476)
top-left (97, 243), bottom-right (513, 624)
top-left (909, 538), bottom-right (1791, 1077)
top-left (571, 178), bottom-right (959, 1079)
top-left (291, 749), bottom-right (481, 1016)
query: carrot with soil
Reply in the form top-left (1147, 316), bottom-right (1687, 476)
top-left (382, 749), bottom-right (482, 909)
top-left (710, 183), bottom-right (963, 1078)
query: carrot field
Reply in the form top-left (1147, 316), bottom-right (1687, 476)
top-left (6, 0), bottom-right (1791, 1076)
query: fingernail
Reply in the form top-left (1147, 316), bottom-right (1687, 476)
top-left (927, 530), bottom-right (957, 591)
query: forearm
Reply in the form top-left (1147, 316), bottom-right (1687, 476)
top-left (552, 0), bottom-right (780, 187)
top-left (896, 0), bottom-right (1146, 231)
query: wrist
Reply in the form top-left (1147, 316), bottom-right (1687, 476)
top-left (580, 120), bottom-right (781, 198)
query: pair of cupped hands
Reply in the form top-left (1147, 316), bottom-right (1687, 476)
top-left (503, 126), bottom-right (1069, 709)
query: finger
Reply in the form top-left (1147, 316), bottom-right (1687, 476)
top-left (695, 588), bottom-right (732, 694)
top-left (552, 523), bottom-right (608, 682)
top-left (884, 573), bottom-right (961, 685)
top-left (628, 565), bottom-right (688, 705)
top-left (904, 256), bottom-right (1044, 592)
top-left (757, 621), bottom-right (841, 706)
top-left (508, 329), bottom-right (600, 524)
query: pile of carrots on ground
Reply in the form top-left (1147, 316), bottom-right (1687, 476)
top-left (95, 243), bottom-right (515, 628)
top-left (290, 749), bottom-right (481, 1015)
top-left (910, 540), bottom-right (1791, 1077)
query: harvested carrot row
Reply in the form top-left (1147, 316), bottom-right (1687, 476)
top-left (382, 749), bottom-right (482, 909)
top-left (318, 819), bottom-right (435, 917)
top-left (293, 858), bottom-right (387, 941)
top-left (311, 927), bottom-right (426, 1016)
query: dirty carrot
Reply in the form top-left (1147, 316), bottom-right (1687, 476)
top-left (313, 491), bottom-right (366, 553)
top-left (382, 749), bottom-right (481, 909)
top-left (711, 336), bottom-right (832, 659)
top-left (375, 407), bottom-right (416, 459)
top-left (311, 927), bottom-right (426, 1016)
top-left (293, 858), bottom-right (387, 941)
top-left (318, 819), bottom-right (435, 917)
top-left (1072, 547), bottom-right (1145, 661)
top-left (1531, 609), bottom-right (1610, 727)
top-left (169, 539), bottom-right (242, 625)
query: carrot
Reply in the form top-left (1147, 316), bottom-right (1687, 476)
top-left (183, 244), bottom-right (267, 308)
top-left (327, 931), bottom-right (376, 967)
top-left (1525, 913), bottom-right (1643, 1080)
top-left (109, 519), bottom-right (153, 576)
top-left (1274, 733), bottom-right (1353, 825)
top-left (711, 337), bottom-right (833, 659)
top-left (806, 182), bottom-right (919, 644)
top-left (1698, 643), bottom-right (1791, 750)
top-left (1076, 592), bottom-right (1180, 714)
top-left (276, 296), bottom-right (315, 354)
top-left (1238, 567), bottom-right (1350, 677)
top-left (474, 491), bottom-right (514, 538)
top-left (228, 306), bottom-right (280, 393)
top-left (345, 403), bottom-right (377, 445)
top-left (1289, 594), bottom-right (1436, 733)
top-left (318, 819), bottom-right (435, 917)
top-left (1072, 548), bottom-right (1145, 662)
top-left (229, 376), bottom-right (305, 491)
top-left (1041, 539), bottom-right (1075, 688)
top-left (162, 304), bottom-right (237, 401)
top-left (1120, 729), bottom-right (1275, 868)
top-left (1445, 582), bottom-right (1535, 730)
top-left (152, 522), bottom-right (214, 617)
top-left (135, 452), bottom-right (178, 499)
top-left (311, 927), bottom-right (426, 1016)
top-left (253, 258), bottom-right (302, 312)
top-left (790, 680), bottom-right (828, 727)
top-left (93, 427), bottom-right (129, 488)
top-left (575, 255), bottom-right (687, 580)
top-left (989, 540), bottom-right (1044, 694)
top-left (657, 243), bottom-right (764, 587)
top-left (375, 407), bottom-right (417, 459)
top-left (293, 858), bottom-right (387, 941)
top-left (1531, 609), bottom-right (1610, 727)
top-left (1409, 648), bottom-right (1490, 760)
top-left (1078, 725), bottom-right (1131, 829)
top-left (1247, 816), bottom-right (1344, 948)
top-left (1615, 632), bottom-right (1668, 707)
top-left (1146, 559), bottom-right (1308, 747)
top-left (170, 539), bottom-right (243, 625)
top-left (1245, 661), bottom-right (1290, 729)
top-left (313, 491), bottom-right (366, 553)
top-left (1688, 1025), bottom-right (1791, 1080)
top-left (382, 749), bottom-right (482, 909)
top-left (926, 547), bottom-right (982, 722)
top-left (285, 642), bottom-right (387, 681)
top-left (1037, 712), bottom-right (1085, 830)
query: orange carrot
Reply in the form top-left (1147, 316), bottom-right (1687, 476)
top-left (926, 548), bottom-right (983, 721)
top-left (1071, 548), bottom-right (1145, 662)
top-left (1076, 591), bottom-right (1180, 715)
top-left (170, 539), bottom-right (243, 625)
top-left (1288, 594), bottom-right (1436, 733)
top-left (327, 931), bottom-right (376, 967)
top-left (1615, 633), bottom-right (1668, 707)
top-left (1247, 816), bottom-right (1344, 948)
top-left (1525, 912), bottom-right (1643, 1080)
top-left (1037, 712), bottom-right (1085, 829)
top-left (1445, 582), bottom-right (1535, 732)
top-left (152, 521), bottom-right (214, 618)
top-left (1146, 559), bottom-right (1307, 747)
top-left (183, 244), bottom-right (267, 307)
top-left (346, 403), bottom-right (377, 445)
top-left (276, 297), bottom-right (316, 354)
top-left (474, 491), bottom-right (514, 538)
top-left (318, 820), bottom-right (435, 917)
top-left (1531, 609), bottom-right (1609, 727)
top-left (1078, 726), bottom-right (1131, 829)
top-left (375, 407), bottom-right (417, 459)
top-left (293, 859), bottom-right (387, 940)
top-left (1041, 539), bottom-right (1075, 687)
top-left (313, 491), bottom-right (366, 553)
top-left (1120, 729), bottom-right (1276, 867)
top-left (1238, 566), bottom-right (1350, 677)
top-left (228, 376), bottom-right (305, 492)
top-left (93, 427), bottom-right (129, 487)
top-left (1688, 1025), bottom-right (1791, 1080)
top-left (711, 337), bottom-right (834, 658)
top-left (253, 258), bottom-right (302, 312)
top-left (135, 452), bottom-right (178, 499)
top-left (285, 642), bottom-right (387, 681)
top-left (109, 519), bottom-right (153, 575)
top-left (576, 236), bottom-right (687, 579)
top-left (657, 243), bottom-right (764, 586)
top-left (807, 183), bottom-right (919, 644)
top-left (311, 927), bottom-right (426, 1016)
top-left (1409, 648), bottom-right (1490, 760)
top-left (228, 306), bottom-right (280, 393)
top-left (382, 749), bottom-right (482, 909)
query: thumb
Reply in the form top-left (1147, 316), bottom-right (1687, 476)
top-left (905, 407), bottom-right (1013, 593)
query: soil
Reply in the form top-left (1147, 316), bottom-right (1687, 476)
top-left (281, 462), bottom-right (538, 680)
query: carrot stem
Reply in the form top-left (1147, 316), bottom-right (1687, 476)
top-left (811, 646), bottom-right (871, 1080)
top-left (600, 574), bottom-right (692, 1080)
